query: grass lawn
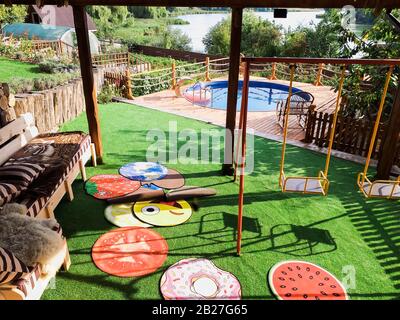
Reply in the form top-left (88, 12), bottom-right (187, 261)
top-left (0, 56), bottom-right (45, 82)
top-left (43, 102), bottom-right (400, 300)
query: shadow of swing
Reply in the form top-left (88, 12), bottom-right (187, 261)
top-left (270, 224), bottom-right (337, 256)
top-left (195, 212), bottom-right (337, 257)
top-left (196, 212), bottom-right (263, 243)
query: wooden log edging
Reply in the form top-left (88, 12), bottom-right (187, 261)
top-left (9, 81), bottom-right (83, 133)
top-left (0, 68), bottom-right (104, 133)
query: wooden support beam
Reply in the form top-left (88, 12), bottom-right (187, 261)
top-left (72, 5), bottom-right (103, 163)
top-left (2, 0), bottom-right (400, 9)
top-left (377, 86), bottom-right (400, 179)
top-left (223, 7), bottom-right (243, 175)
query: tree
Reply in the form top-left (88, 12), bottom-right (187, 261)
top-left (283, 9), bottom-right (352, 58)
top-left (240, 13), bottom-right (282, 57)
top-left (340, 9), bottom-right (400, 119)
top-left (128, 6), bottom-right (168, 19)
top-left (282, 29), bottom-right (308, 57)
top-left (202, 17), bottom-right (231, 55)
top-left (87, 6), bottom-right (131, 39)
top-left (0, 5), bottom-right (27, 28)
top-left (203, 12), bottom-right (283, 56)
top-left (155, 27), bottom-right (192, 51)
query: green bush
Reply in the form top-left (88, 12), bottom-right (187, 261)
top-left (97, 83), bottom-right (122, 104)
top-left (8, 72), bottom-right (80, 94)
top-left (38, 59), bottom-right (78, 74)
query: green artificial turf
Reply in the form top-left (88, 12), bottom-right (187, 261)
top-left (42, 102), bottom-right (400, 300)
top-left (0, 57), bottom-right (46, 82)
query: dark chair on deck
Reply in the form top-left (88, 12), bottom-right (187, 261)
top-left (276, 91), bottom-right (315, 129)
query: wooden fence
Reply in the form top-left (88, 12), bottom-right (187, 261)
top-left (92, 52), bottom-right (151, 73)
top-left (103, 70), bottom-right (133, 99)
top-left (129, 44), bottom-right (224, 62)
top-left (31, 40), bottom-right (75, 59)
top-left (304, 110), bottom-right (389, 160)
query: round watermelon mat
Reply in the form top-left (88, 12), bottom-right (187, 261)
top-left (119, 162), bottom-right (168, 182)
top-left (160, 258), bottom-right (242, 300)
top-left (104, 203), bottom-right (152, 228)
top-left (268, 261), bottom-right (348, 300)
top-left (85, 174), bottom-right (140, 200)
top-left (92, 227), bottom-right (168, 277)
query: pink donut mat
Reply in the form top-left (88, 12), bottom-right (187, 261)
top-left (160, 258), bottom-right (242, 300)
top-left (92, 227), bottom-right (168, 277)
top-left (268, 260), bottom-right (348, 300)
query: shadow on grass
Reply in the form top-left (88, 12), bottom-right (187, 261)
top-left (340, 193), bottom-right (400, 295)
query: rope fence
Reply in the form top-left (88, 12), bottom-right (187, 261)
top-left (105, 56), bottom-right (349, 99)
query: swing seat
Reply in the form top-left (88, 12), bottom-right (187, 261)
top-left (357, 173), bottom-right (400, 199)
top-left (280, 171), bottom-right (329, 195)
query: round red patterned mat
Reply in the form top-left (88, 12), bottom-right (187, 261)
top-left (268, 261), bottom-right (348, 300)
top-left (85, 174), bottom-right (140, 200)
top-left (92, 227), bottom-right (168, 277)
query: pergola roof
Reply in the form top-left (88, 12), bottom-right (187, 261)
top-left (1, 0), bottom-right (400, 8)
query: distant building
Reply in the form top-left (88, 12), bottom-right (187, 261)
top-left (2, 23), bottom-right (100, 54)
top-left (26, 5), bottom-right (97, 31)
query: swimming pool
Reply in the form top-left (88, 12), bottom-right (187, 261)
top-left (184, 80), bottom-right (304, 112)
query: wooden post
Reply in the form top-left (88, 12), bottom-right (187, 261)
top-left (126, 52), bottom-right (130, 68)
top-left (223, 7), bottom-right (243, 175)
top-left (125, 68), bottom-right (134, 100)
top-left (171, 61), bottom-right (176, 89)
top-left (72, 5), bottom-right (103, 163)
top-left (205, 57), bottom-right (211, 81)
top-left (268, 62), bottom-right (278, 80)
top-left (377, 85), bottom-right (400, 179)
top-left (314, 63), bottom-right (324, 86)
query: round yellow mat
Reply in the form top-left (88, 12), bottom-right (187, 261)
top-left (104, 203), bottom-right (152, 228)
top-left (133, 200), bottom-right (192, 227)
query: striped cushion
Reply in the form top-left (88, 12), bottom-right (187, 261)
top-left (12, 265), bottom-right (41, 298)
top-left (0, 182), bottom-right (24, 206)
top-left (0, 247), bottom-right (30, 285)
top-left (19, 134), bottom-right (91, 217)
top-left (0, 163), bottom-right (46, 187)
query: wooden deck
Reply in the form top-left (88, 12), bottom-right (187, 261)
top-left (129, 79), bottom-right (337, 141)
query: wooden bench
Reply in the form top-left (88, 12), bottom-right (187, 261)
top-left (0, 113), bottom-right (96, 300)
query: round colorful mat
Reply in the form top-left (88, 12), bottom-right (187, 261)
top-left (142, 169), bottom-right (185, 190)
top-left (92, 227), bottom-right (168, 277)
top-left (85, 174), bottom-right (141, 200)
top-left (119, 162), bottom-right (168, 182)
top-left (133, 200), bottom-right (192, 227)
top-left (268, 261), bottom-right (348, 300)
top-left (160, 258), bottom-right (242, 300)
top-left (104, 203), bottom-right (152, 228)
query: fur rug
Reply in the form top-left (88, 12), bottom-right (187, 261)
top-left (0, 203), bottom-right (65, 275)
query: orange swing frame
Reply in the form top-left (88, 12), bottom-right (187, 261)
top-left (235, 57), bottom-right (400, 255)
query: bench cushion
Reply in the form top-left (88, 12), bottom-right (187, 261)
top-left (14, 131), bottom-right (91, 217)
top-left (11, 264), bottom-right (42, 298)
top-left (0, 163), bottom-right (47, 206)
top-left (0, 182), bottom-right (24, 206)
top-left (0, 247), bottom-right (31, 285)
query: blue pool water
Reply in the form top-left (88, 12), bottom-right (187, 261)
top-left (184, 80), bottom-right (304, 112)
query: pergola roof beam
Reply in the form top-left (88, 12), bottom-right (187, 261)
top-left (1, 0), bottom-right (400, 8)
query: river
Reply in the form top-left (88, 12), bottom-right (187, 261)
top-left (171, 10), bottom-right (326, 53)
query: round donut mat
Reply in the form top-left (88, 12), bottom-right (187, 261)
top-left (92, 227), bottom-right (168, 277)
top-left (104, 203), bottom-right (152, 228)
top-left (160, 258), bottom-right (242, 300)
top-left (85, 174), bottom-right (140, 200)
top-left (268, 260), bottom-right (348, 300)
top-left (119, 162), bottom-right (168, 182)
top-left (133, 200), bottom-right (192, 227)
